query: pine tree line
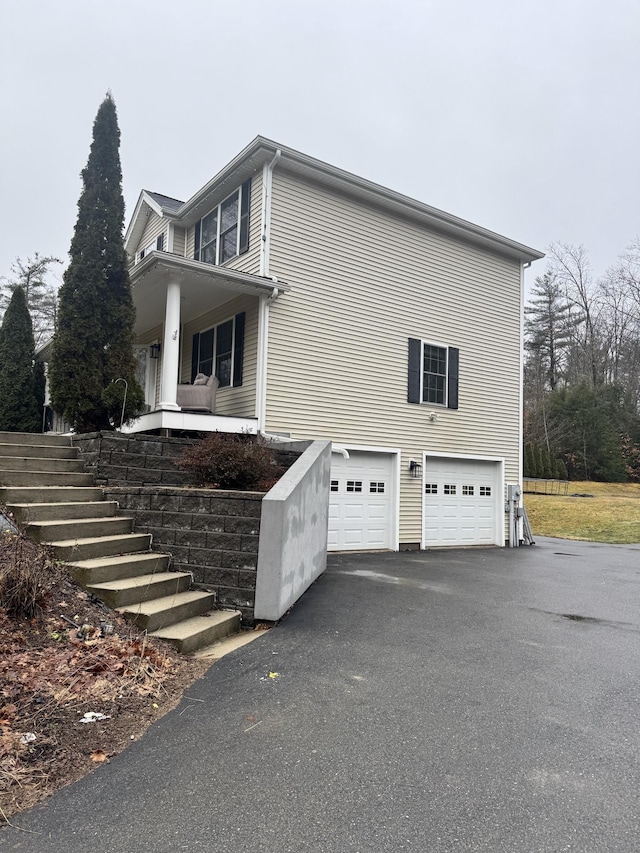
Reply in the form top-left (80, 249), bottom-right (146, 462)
top-left (525, 241), bottom-right (640, 482)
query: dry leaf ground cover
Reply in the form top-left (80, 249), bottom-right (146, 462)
top-left (525, 481), bottom-right (640, 544)
top-left (0, 532), bottom-right (212, 824)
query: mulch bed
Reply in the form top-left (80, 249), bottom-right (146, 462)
top-left (0, 532), bottom-right (212, 824)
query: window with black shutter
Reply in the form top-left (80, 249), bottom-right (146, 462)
top-left (407, 338), bottom-right (459, 410)
top-left (191, 312), bottom-right (246, 387)
top-left (193, 179), bottom-right (251, 265)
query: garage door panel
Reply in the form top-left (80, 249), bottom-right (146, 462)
top-left (424, 457), bottom-right (500, 547)
top-left (329, 451), bottom-right (395, 551)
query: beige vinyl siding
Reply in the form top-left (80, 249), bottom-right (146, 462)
top-left (136, 213), bottom-right (166, 255)
top-left (185, 171), bottom-right (262, 275)
top-left (180, 295), bottom-right (259, 418)
top-left (134, 325), bottom-right (163, 347)
top-left (171, 226), bottom-right (186, 256)
top-left (266, 169), bottom-right (523, 543)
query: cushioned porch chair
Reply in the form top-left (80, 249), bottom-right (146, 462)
top-left (176, 373), bottom-right (219, 412)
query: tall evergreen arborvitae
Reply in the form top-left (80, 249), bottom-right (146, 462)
top-left (0, 287), bottom-right (41, 432)
top-left (49, 93), bottom-right (143, 433)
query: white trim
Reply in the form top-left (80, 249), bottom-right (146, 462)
top-left (158, 280), bottom-right (181, 410)
top-left (421, 452), bottom-right (505, 548)
top-left (518, 263), bottom-right (526, 487)
top-left (196, 183), bottom-right (246, 266)
top-left (419, 339), bottom-right (450, 407)
top-left (262, 149), bottom-right (281, 277)
top-left (171, 137), bottom-right (544, 263)
top-left (124, 191), bottom-right (167, 254)
top-left (330, 443), bottom-right (401, 551)
top-left (129, 253), bottom-right (290, 296)
top-left (193, 312), bottom-right (241, 390)
top-left (167, 222), bottom-right (175, 253)
top-left (260, 162), bottom-right (269, 277)
top-left (256, 295), bottom-right (269, 430)
top-left (120, 410), bottom-right (258, 435)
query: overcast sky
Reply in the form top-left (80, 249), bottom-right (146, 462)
top-left (1, 0), bottom-right (638, 296)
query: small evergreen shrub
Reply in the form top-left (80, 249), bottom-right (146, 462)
top-left (177, 432), bottom-right (284, 490)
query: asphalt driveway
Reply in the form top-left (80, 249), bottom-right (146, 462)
top-left (4, 538), bottom-right (640, 852)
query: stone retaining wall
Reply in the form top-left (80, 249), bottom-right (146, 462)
top-left (72, 431), bottom-right (300, 488)
top-left (104, 485), bottom-right (263, 622)
top-left (71, 432), bottom-right (303, 622)
top-left (71, 432), bottom-right (197, 487)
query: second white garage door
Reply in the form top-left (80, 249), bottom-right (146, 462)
top-left (328, 451), bottom-right (395, 551)
top-left (423, 456), bottom-right (502, 547)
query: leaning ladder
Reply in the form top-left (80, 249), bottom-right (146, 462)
top-left (521, 503), bottom-right (535, 545)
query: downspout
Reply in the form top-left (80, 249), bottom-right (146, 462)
top-left (256, 149), bottom-right (282, 432)
top-left (517, 260), bottom-right (532, 543)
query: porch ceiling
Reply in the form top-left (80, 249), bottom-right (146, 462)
top-left (129, 253), bottom-right (290, 334)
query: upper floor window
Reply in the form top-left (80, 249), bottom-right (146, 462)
top-left (194, 179), bottom-right (251, 266)
top-left (136, 233), bottom-right (164, 263)
top-left (407, 338), bottom-right (459, 409)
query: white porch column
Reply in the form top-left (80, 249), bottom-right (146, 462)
top-left (158, 279), bottom-right (181, 410)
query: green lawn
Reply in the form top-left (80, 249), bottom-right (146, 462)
top-left (524, 481), bottom-right (640, 544)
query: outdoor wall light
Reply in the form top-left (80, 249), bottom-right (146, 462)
top-left (150, 343), bottom-right (161, 359)
top-left (409, 460), bottom-right (423, 479)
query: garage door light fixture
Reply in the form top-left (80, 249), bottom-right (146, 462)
top-left (409, 460), bottom-right (422, 479)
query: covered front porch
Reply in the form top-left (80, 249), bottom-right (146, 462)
top-left (129, 252), bottom-right (289, 435)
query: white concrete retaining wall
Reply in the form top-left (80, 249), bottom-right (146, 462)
top-left (254, 440), bottom-right (331, 621)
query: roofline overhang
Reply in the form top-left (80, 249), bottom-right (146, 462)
top-left (129, 251), bottom-right (290, 296)
top-left (124, 191), bottom-right (181, 255)
top-left (171, 136), bottom-right (544, 264)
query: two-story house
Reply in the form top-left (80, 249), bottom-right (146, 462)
top-left (124, 137), bottom-right (543, 552)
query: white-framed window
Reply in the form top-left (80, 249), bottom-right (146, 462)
top-left (407, 338), bottom-right (459, 409)
top-left (136, 233), bottom-right (164, 263)
top-left (480, 486), bottom-right (492, 496)
top-left (191, 312), bottom-right (245, 388)
top-left (462, 485), bottom-right (474, 496)
top-left (444, 484), bottom-right (456, 495)
top-left (346, 480), bottom-right (363, 493)
top-left (423, 344), bottom-right (448, 405)
top-left (330, 480), bottom-right (339, 492)
top-left (369, 482), bottom-right (385, 493)
top-left (425, 483), bottom-right (438, 494)
top-left (194, 179), bottom-right (251, 266)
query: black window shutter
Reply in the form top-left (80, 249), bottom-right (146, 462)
top-left (194, 220), bottom-right (200, 260)
top-left (407, 338), bottom-right (421, 404)
top-left (239, 179), bottom-right (251, 255)
top-left (447, 347), bottom-right (459, 410)
top-left (191, 333), bottom-right (200, 383)
top-left (232, 312), bottom-right (245, 387)
top-left (156, 233), bottom-right (164, 251)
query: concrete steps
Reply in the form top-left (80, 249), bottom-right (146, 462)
top-left (87, 571), bottom-right (192, 608)
top-left (0, 442), bottom-right (79, 459)
top-left (0, 486), bottom-right (105, 504)
top-left (69, 552), bottom-right (172, 585)
top-left (10, 500), bottom-right (119, 524)
top-left (26, 514), bottom-right (135, 543)
top-left (0, 431), bottom-right (71, 447)
top-left (151, 610), bottom-right (242, 654)
top-left (121, 589), bottom-right (216, 632)
top-left (44, 532), bottom-right (153, 561)
top-left (0, 431), bottom-right (241, 653)
top-left (0, 456), bottom-right (86, 472)
top-left (0, 470), bottom-right (95, 486)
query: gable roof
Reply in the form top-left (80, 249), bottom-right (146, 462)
top-left (125, 137), bottom-right (544, 264)
top-left (145, 192), bottom-right (184, 214)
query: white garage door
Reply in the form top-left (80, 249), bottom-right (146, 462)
top-left (423, 456), bottom-right (501, 547)
top-left (328, 451), bottom-right (395, 551)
